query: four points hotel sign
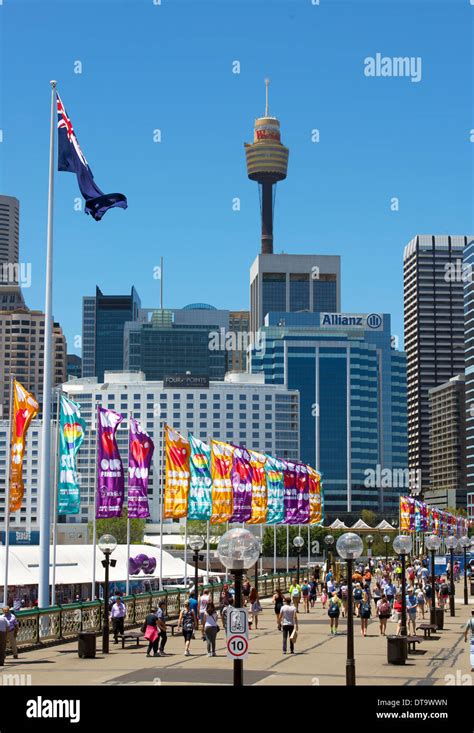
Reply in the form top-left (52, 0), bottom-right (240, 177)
top-left (319, 313), bottom-right (384, 330)
top-left (164, 375), bottom-right (209, 389)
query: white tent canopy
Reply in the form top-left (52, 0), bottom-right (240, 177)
top-left (375, 520), bottom-right (396, 530)
top-left (328, 519), bottom-right (349, 529)
top-left (350, 520), bottom-right (373, 530)
top-left (0, 544), bottom-right (200, 589)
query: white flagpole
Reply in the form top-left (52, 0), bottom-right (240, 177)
top-left (51, 389), bottom-right (61, 606)
top-left (206, 521), bottom-right (210, 580)
top-left (2, 373), bottom-right (14, 605)
top-left (273, 525), bottom-right (276, 575)
top-left (159, 423), bottom-right (165, 590)
top-left (259, 525), bottom-right (263, 576)
top-left (126, 412), bottom-right (131, 597)
top-left (184, 519), bottom-right (188, 585)
top-left (92, 406), bottom-right (98, 600)
top-left (38, 80), bottom-right (57, 609)
top-left (286, 525), bottom-right (289, 574)
top-left (307, 525), bottom-right (310, 574)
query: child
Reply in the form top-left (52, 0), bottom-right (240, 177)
top-left (321, 586), bottom-right (328, 610)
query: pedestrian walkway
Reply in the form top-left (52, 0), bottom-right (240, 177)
top-left (1, 595), bottom-right (472, 686)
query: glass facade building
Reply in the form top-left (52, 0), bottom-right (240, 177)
top-left (82, 286), bottom-right (141, 381)
top-left (250, 311), bottom-right (407, 518)
top-left (464, 238), bottom-right (474, 509)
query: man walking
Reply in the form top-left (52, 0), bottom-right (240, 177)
top-left (110, 596), bottom-right (126, 644)
top-left (463, 610), bottom-right (474, 672)
top-left (156, 600), bottom-right (168, 656)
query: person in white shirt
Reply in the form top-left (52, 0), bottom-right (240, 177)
top-left (278, 596), bottom-right (298, 654)
top-left (1, 607), bottom-right (18, 659)
top-left (109, 597), bottom-right (126, 644)
top-left (198, 590), bottom-right (210, 641)
top-left (463, 610), bottom-right (474, 671)
top-left (0, 615), bottom-right (8, 666)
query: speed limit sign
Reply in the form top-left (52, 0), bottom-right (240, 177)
top-left (227, 634), bottom-right (249, 660)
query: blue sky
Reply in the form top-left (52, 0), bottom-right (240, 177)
top-left (1, 0), bottom-right (473, 355)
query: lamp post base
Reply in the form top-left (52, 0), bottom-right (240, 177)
top-left (346, 659), bottom-right (356, 686)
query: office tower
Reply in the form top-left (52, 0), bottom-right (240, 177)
top-left (0, 311), bottom-right (67, 417)
top-left (429, 375), bottom-right (466, 509)
top-left (62, 370), bottom-right (299, 526)
top-left (67, 354), bottom-right (82, 380)
top-left (463, 238), bottom-right (474, 515)
top-left (404, 235), bottom-right (470, 498)
top-left (123, 314), bottom-right (226, 382)
top-left (250, 311), bottom-right (407, 519)
top-left (82, 286), bottom-right (141, 380)
top-left (250, 253), bottom-right (341, 334)
top-left (0, 195), bottom-right (26, 309)
top-left (244, 80), bottom-right (289, 255)
top-left (229, 311), bottom-right (250, 371)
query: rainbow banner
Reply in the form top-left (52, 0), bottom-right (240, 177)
top-left (164, 424), bottom-right (190, 519)
top-left (294, 463), bottom-right (310, 524)
top-left (9, 380), bottom-right (39, 512)
top-left (246, 450), bottom-right (267, 525)
top-left (283, 461), bottom-right (299, 524)
top-left (308, 466), bottom-right (323, 525)
top-left (57, 395), bottom-right (87, 515)
top-left (210, 440), bottom-right (234, 524)
top-left (128, 417), bottom-right (154, 519)
top-left (229, 446), bottom-right (253, 523)
top-left (96, 406), bottom-right (125, 519)
top-left (400, 496), bottom-right (469, 537)
top-left (188, 435), bottom-right (212, 520)
top-left (265, 456), bottom-right (285, 525)
top-left (400, 496), bottom-right (411, 531)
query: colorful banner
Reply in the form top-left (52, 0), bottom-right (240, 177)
top-left (308, 466), bottom-right (323, 525)
top-left (400, 496), bottom-right (411, 531)
top-left (210, 440), bottom-right (234, 524)
top-left (246, 450), bottom-right (267, 525)
top-left (128, 417), bottom-right (154, 518)
top-left (283, 461), bottom-right (299, 524)
top-left (164, 424), bottom-right (190, 519)
top-left (188, 434), bottom-right (212, 520)
top-left (96, 406), bottom-right (125, 519)
top-left (9, 380), bottom-right (39, 512)
top-left (294, 463), bottom-right (310, 524)
top-left (414, 500), bottom-right (421, 533)
top-left (264, 456), bottom-right (285, 525)
top-left (400, 496), bottom-right (469, 537)
top-left (229, 447), bottom-right (253, 523)
top-left (57, 395), bottom-right (86, 515)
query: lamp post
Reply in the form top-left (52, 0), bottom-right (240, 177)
top-left (217, 528), bottom-right (260, 687)
top-left (188, 535), bottom-right (205, 601)
top-left (459, 536), bottom-right (471, 606)
top-left (393, 535), bottom-right (413, 637)
top-left (336, 532), bottom-right (364, 686)
top-left (254, 538), bottom-right (262, 595)
top-left (293, 535), bottom-right (304, 583)
top-left (425, 534), bottom-right (441, 625)
top-left (324, 534), bottom-right (335, 575)
top-left (98, 534), bottom-right (117, 654)
top-left (445, 535), bottom-right (458, 617)
top-left (366, 534), bottom-right (374, 562)
top-left (383, 535), bottom-right (391, 565)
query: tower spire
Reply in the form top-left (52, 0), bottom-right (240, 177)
top-left (265, 78), bottom-right (270, 117)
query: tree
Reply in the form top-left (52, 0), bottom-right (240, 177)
top-left (88, 516), bottom-right (146, 545)
top-left (361, 509), bottom-right (377, 528)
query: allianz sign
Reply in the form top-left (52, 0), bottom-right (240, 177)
top-left (320, 313), bottom-right (383, 330)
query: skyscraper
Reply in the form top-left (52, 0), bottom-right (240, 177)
top-left (0, 194), bottom-right (26, 309)
top-left (403, 234), bottom-right (471, 498)
top-left (463, 238), bottom-right (474, 512)
top-left (250, 253), bottom-right (340, 334)
top-left (82, 286), bottom-right (141, 380)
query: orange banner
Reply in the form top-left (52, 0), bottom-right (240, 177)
top-left (164, 424), bottom-right (190, 518)
top-left (9, 380), bottom-right (39, 512)
top-left (400, 496), bottom-right (411, 532)
top-left (246, 450), bottom-right (267, 524)
top-left (308, 466), bottom-right (323, 524)
top-left (210, 440), bottom-right (234, 524)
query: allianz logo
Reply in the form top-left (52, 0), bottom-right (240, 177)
top-left (320, 313), bottom-right (383, 329)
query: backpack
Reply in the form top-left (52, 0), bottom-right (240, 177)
top-left (378, 600), bottom-right (390, 615)
top-left (354, 588), bottom-right (362, 601)
top-left (341, 586), bottom-right (348, 599)
top-left (183, 611), bottom-right (194, 630)
top-left (440, 583), bottom-right (449, 595)
top-left (328, 600), bottom-right (340, 617)
top-left (360, 602), bottom-right (371, 616)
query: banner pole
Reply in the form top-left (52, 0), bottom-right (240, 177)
top-left (206, 521), bottom-right (210, 581)
top-left (184, 519), bottom-right (188, 586)
top-left (259, 524), bottom-right (263, 576)
top-left (2, 373), bottom-right (14, 605)
top-left (51, 388), bottom-right (61, 606)
top-left (92, 406), bottom-right (98, 600)
top-left (126, 412), bottom-right (131, 597)
top-left (273, 524), bottom-right (276, 575)
top-left (159, 423), bottom-right (166, 590)
top-left (307, 524), bottom-right (310, 572)
top-left (286, 524), bottom-right (289, 574)
top-left (38, 80), bottom-right (57, 609)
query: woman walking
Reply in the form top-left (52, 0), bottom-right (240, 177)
top-left (393, 593), bottom-right (403, 636)
top-left (203, 601), bottom-right (219, 657)
top-left (143, 607), bottom-right (160, 658)
top-left (416, 585), bottom-right (426, 621)
top-left (278, 595), bottom-right (298, 654)
top-left (327, 591), bottom-right (342, 635)
top-left (249, 587), bottom-right (262, 630)
top-left (301, 579), bottom-right (310, 613)
top-left (177, 600), bottom-right (197, 657)
top-left (198, 588), bottom-right (210, 641)
top-left (359, 591), bottom-right (371, 637)
top-left (376, 594), bottom-right (391, 636)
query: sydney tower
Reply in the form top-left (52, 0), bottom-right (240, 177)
top-left (244, 80), bottom-right (289, 255)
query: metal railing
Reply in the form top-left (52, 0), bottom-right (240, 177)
top-left (13, 571), bottom-right (299, 650)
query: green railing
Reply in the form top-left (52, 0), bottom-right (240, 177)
top-left (13, 571), bottom-right (298, 650)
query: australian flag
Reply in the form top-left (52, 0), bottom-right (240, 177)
top-left (57, 93), bottom-right (127, 221)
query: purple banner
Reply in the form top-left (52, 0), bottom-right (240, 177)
top-left (96, 406), bottom-right (125, 519)
top-left (283, 461), bottom-right (299, 524)
top-left (229, 447), bottom-right (253, 523)
top-left (294, 463), bottom-right (310, 524)
top-left (128, 417), bottom-right (154, 518)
